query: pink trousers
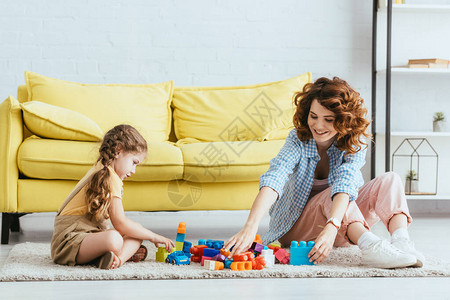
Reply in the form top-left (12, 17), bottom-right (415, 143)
top-left (278, 172), bottom-right (412, 247)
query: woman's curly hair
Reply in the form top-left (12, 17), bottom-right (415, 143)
top-left (293, 77), bottom-right (371, 155)
top-left (86, 124), bottom-right (147, 221)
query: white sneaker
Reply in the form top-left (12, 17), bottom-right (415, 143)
top-left (361, 240), bottom-right (418, 269)
top-left (391, 238), bottom-right (425, 268)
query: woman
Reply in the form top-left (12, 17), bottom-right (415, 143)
top-left (224, 77), bottom-right (424, 269)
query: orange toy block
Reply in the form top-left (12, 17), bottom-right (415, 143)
top-left (204, 260), bottom-right (224, 270)
top-left (220, 248), bottom-right (230, 257)
top-left (254, 234), bottom-right (263, 245)
top-left (177, 222), bottom-right (186, 234)
top-left (230, 261), bottom-right (252, 271)
top-left (232, 251), bottom-right (255, 262)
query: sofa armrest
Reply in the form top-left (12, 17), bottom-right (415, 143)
top-left (0, 96), bottom-right (23, 212)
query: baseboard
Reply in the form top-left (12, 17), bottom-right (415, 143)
top-left (407, 199), bottom-right (450, 216)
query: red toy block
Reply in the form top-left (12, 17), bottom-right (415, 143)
top-left (275, 248), bottom-right (290, 264)
top-left (190, 245), bottom-right (207, 263)
top-left (268, 245), bottom-right (281, 253)
top-left (253, 256), bottom-right (266, 270)
top-left (230, 261), bottom-right (252, 271)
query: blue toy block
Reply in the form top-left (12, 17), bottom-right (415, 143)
top-left (198, 239), bottom-right (206, 246)
top-left (205, 239), bottom-right (224, 250)
top-left (183, 241), bottom-right (192, 255)
top-left (203, 248), bottom-right (220, 257)
top-left (176, 233), bottom-right (186, 243)
top-left (224, 258), bottom-right (233, 269)
top-left (290, 241), bottom-right (315, 266)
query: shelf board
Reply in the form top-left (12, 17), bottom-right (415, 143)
top-left (376, 131), bottom-right (450, 137)
top-left (379, 4), bottom-right (450, 13)
top-left (377, 67), bottom-right (450, 74)
top-left (406, 194), bottom-right (450, 201)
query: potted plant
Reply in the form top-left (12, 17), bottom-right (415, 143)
top-left (405, 169), bottom-right (419, 194)
top-left (433, 112), bottom-right (445, 132)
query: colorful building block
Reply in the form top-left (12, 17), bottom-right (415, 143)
top-left (211, 254), bottom-right (226, 262)
top-left (261, 247), bottom-right (275, 268)
top-left (274, 248), bottom-right (290, 264)
top-left (220, 248), bottom-right (231, 257)
top-left (175, 222), bottom-right (186, 251)
top-left (290, 241), bottom-right (315, 266)
top-left (230, 261), bottom-right (252, 271)
top-left (201, 256), bottom-right (212, 266)
top-left (250, 242), bottom-right (265, 253)
top-left (203, 248), bottom-right (220, 257)
top-left (206, 239), bottom-right (224, 250)
top-left (190, 245), bottom-right (207, 263)
top-left (224, 259), bottom-right (233, 269)
top-left (253, 256), bottom-right (266, 270)
top-left (198, 239), bottom-right (206, 245)
top-left (175, 241), bottom-right (184, 252)
top-left (183, 241), bottom-right (192, 255)
top-left (156, 246), bottom-right (172, 262)
top-left (269, 242), bottom-right (281, 248)
top-left (204, 260), bottom-right (224, 270)
top-left (254, 234), bottom-right (263, 245)
top-left (232, 251), bottom-right (254, 262)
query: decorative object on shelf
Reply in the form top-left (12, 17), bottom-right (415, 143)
top-left (407, 58), bottom-right (450, 69)
top-left (405, 169), bottom-right (418, 194)
top-left (433, 112), bottom-right (445, 132)
top-left (392, 138), bottom-right (438, 195)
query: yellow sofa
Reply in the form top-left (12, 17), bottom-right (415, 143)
top-left (0, 71), bottom-right (311, 244)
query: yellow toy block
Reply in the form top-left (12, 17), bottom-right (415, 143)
top-left (176, 241), bottom-right (184, 251)
top-left (156, 246), bottom-right (170, 262)
top-left (269, 242), bottom-right (281, 248)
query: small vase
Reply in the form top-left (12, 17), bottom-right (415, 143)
top-left (433, 120), bottom-right (445, 132)
top-left (405, 179), bottom-right (419, 194)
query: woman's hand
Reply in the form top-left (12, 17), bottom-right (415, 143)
top-left (308, 224), bottom-right (338, 264)
top-left (150, 234), bottom-right (175, 252)
top-left (224, 224), bottom-right (258, 256)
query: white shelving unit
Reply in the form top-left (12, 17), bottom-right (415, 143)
top-left (374, 1), bottom-right (450, 203)
top-left (378, 68), bottom-right (450, 74)
top-left (379, 3), bottom-right (450, 12)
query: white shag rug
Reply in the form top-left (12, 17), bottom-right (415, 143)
top-left (1, 242), bottom-right (449, 281)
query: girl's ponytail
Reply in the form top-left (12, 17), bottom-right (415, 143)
top-left (86, 124), bottom-right (147, 221)
top-left (86, 166), bottom-right (112, 221)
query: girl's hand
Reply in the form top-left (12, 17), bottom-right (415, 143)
top-left (150, 234), bottom-right (175, 252)
top-left (224, 224), bottom-right (258, 256)
top-left (308, 224), bottom-right (338, 264)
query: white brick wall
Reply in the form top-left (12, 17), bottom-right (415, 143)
top-left (0, 0), bottom-right (372, 95)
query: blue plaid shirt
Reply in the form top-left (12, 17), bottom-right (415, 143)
top-left (260, 129), bottom-right (366, 244)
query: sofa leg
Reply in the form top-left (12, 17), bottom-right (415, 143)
top-left (1, 213), bottom-right (27, 244)
top-left (2, 213), bottom-right (11, 245)
top-left (10, 213), bottom-right (26, 232)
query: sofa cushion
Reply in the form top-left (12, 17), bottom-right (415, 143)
top-left (18, 136), bottom-right (184, 181)
top-left (179, 140), bottom-right (286, 182)
top-left (172, 73), bottom-right (310, 143)
top-left (24, 71), bottom-right (174, 142)
top-left (20, 101), bottom-right (103, 141)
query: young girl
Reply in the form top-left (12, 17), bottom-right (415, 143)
top-left (224, 77), bottom-right (424, 269)
top-left (51, 124), bottom-right (174, 269)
